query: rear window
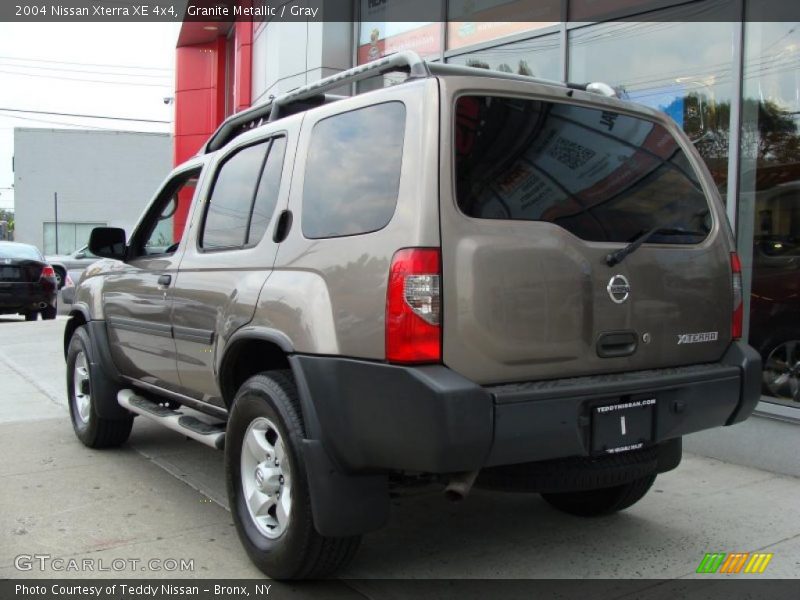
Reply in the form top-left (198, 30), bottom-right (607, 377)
top-left (0, 243), bottom-right (41, 260)
top-left (302, 102), bottom-right (406, 239)
top-left (454, 96), bottom-right (712, 244)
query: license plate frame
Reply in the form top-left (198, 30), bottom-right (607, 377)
top-left (591, 398), bottom-right (656, 454)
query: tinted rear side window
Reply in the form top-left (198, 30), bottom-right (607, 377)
top-left (455, 96), bottom-right (711, 244)
top-left (303, 102), bottom-right (406, 239)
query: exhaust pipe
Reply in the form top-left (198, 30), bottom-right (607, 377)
top-left (444, 470), bottom-right (480, 502)
top-left (38, 302), bottom-right (48, 309)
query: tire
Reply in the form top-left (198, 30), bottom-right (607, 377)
top-left (541, 473), bottom-right (657, 517)
top-left (53, 268), bottom-right (64, 289)
top-left (67, 326), bottom-right (133, 448)
top-left (24, 311), bottom-right (37, 321)
top-left (41, 305), bottom-right (57, 320)
top-left (759, 335), bottom-right (800, 402)
top-left (225, 370), bottom-right (360, 580)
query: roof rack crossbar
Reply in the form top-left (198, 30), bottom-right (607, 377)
top-left (425, 62), bottom-right (566, 88)
top-left (269, 51), bottom-right (430, 122)
top-left (203, 51), bottom-right (429, 153)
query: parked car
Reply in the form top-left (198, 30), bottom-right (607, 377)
top-left (46, 245), bottom-right (98, 287)
top-left (0, 241), bottom-right (58, 320)
top-left (748, 237), bottom-right (800, 402)
top-left (63, 52), bottom-right (761, 580)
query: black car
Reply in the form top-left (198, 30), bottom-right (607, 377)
top-left (0, 241), bottom-right (58, 321)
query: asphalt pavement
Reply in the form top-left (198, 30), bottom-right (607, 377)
top-left (0, 316), bottom-right (798, 584)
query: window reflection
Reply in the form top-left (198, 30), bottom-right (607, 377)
top-left (447, 33), bottom-right (561, 81)
top-left (569, 19), bottom-right (735, 192)
top-left (741, 21), bottom-right (800, 406)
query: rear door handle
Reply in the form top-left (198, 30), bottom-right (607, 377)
top-left (158, 274), bottom-right (172, 287)
top-left (273, 210), bottom-right (293, 243)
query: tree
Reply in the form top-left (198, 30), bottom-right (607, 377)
top-left (0, 208), bottom-right (13, 240)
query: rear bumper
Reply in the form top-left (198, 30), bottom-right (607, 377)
top-left (0, 284), bottom-right (57, 313)
top-left (293, 342), bottom-right (762, 474)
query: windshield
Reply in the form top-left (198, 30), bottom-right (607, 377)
top-left (0, 243), bottom-right (42, 261)
top-left (454, 95), bottom-right (712, 244)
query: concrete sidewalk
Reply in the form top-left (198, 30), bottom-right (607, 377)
top-left (1, 316), bottom-right (798, 580)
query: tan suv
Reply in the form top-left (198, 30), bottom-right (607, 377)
top-left (64, 52), bottom-right (761, 579)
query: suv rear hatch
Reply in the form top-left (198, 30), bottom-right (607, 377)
top-left (439, 82), bottom-right (734, 385)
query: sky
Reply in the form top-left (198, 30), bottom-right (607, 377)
top-left (0, 22), bottom-right (181, 210)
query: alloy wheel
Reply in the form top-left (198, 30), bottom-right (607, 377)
top-left (240, 416), bottom-right (292, 538)
top-left (73, 350), bottom-right (92, 424)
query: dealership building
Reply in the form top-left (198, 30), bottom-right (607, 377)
top-left (172, 0), bottom-right (800, 468)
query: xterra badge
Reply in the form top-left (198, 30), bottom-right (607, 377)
top-left (677, 332), bottom-right (719, 344)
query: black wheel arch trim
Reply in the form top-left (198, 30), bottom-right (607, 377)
top-left (216, 326), bottom-right (296, 399)
top-left (224, 325), bottom-right (294, 354)
top-left (66, 318), bottom-right (129, 420)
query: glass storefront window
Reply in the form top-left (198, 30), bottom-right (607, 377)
top-left (357, 22), bottom-right (442, 64)
top-left (446, 33), bottom-right (561, 81)
top-left (568, 20), bottom-right (736, 192)
top-left (357, 1), bottom-right (442, 91)
top-left (42, 222), bottom-right (105, 255)
top-left (740, 21), bottom-right (800, 407)
top-left (446, 0), bottom-right (560, 51)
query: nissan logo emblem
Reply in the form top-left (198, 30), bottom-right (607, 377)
top-left (607, 274), bottom-right (631, 304)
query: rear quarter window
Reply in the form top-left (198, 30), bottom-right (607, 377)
top-left (454, 95), bottom-right (712, 244)
top-left (302, 102), bottom-right (406, 239)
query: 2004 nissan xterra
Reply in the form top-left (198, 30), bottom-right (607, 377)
top-left (63, 52), bottom-right (761, 579)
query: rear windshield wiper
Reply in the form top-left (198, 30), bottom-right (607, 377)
top-left (606, 227), bottom-right (707, 267)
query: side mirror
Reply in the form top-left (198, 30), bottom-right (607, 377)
top-left (88, 227), bottom-right (127, 261)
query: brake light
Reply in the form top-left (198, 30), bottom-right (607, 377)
top-left (386, 248), bottom-right (441, 363)
top-left (731, 252), bottom-right (743, 340)
top-left (41, 265), bottom-right (56, 279)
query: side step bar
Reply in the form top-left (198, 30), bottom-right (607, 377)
top-left (118, 389), bottom-right (226, 450)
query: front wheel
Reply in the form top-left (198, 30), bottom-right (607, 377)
top-left (541, 474), bottom-right (656, 517)
top-left (67, 326), bottom-right (133, 448)
top-left (225, 371), bottom-right (360, 580)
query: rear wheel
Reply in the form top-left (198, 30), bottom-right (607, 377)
top-left (225, 371), bottom-right (360, 580)
top-left (41, 305), bottom-right (57, 320)
top-left (24, 311), bottom-right (37, 321)
top-left (53, 268), bottom-right (64, 288)
top-left (541, 474), bottom-right (656, 517)
top-left (67, 326), bottom-right (133, 448)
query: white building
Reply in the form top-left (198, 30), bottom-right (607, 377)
top-left (13, 128), bottom-right (171, 254)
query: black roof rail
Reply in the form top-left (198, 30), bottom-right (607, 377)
top-left (202, 51), bottom-right (430, 154)
top-left (201, 51), bottom-right (616, 154)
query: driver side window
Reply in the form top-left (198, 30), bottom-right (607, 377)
top-left (134, 169), bottom-right (201, 257)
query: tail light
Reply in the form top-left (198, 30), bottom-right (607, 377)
top-left (731, 252), bottom-right (743, 340)
top-left (386, 248), bottom-right (441, 363)
top-left (40, 265), bottom-right (56, 279)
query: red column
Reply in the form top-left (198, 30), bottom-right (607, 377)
top-left (234, 21), bottom-right (253, 113)
top-left (173, 37), bottom-right (226, 238)
top-left (173, 21), bottom-right (254, 238)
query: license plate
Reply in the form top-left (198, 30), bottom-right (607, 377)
top-left (0, 266), bottom-right (20, 281)
top-left (592, 398), bottom-right (655, 454)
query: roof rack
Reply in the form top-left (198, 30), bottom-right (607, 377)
top-left (202, 51), bottom-right (615, 154)
top-left (203, 51), bottom-right (430, 153)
